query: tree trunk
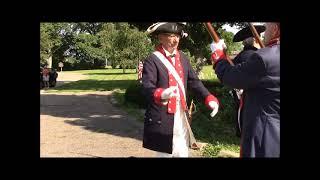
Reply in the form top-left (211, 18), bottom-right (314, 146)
top-left (136, 60), bottom-right (139, 73)
top-left (47, 55), bottom-right (52, 68)
top-left (46, 48), bottom-right (53, 68)
top-left (136, 54), bottom-right (140, 73)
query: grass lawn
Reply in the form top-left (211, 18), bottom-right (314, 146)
top-left (46, 66), bottom-right (240, 157)
top-left (48, 69), bottom-right (137, 93)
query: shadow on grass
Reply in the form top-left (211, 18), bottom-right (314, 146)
top-left (82, 72), bottom-right (137, 76)
top-left (53, 79), bottom-right (137, 91)
top-left (40, 93), bottom-right (144, 141)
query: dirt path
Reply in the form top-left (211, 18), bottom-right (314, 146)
top-left (40, 91), bottom-right (157, 157)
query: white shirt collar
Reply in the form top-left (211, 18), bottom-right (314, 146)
top-left (162, 46), bottom-right (176, 57)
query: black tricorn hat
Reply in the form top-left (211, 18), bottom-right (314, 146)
top-left (146, 22), bottom-right (188, 37)
top-left (233, 25), bottom-right (266, 42)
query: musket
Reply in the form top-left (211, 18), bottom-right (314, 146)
top-left (186, 99), bottom-right (200, 150)
top-left (188, 22), bottom-right (232, 150)
top-left (203, 22), bottom-right (234, 66)
top-left (188, 99), bottom-right (195, 125)
top-left (248, 23), bottom-right (265, 48)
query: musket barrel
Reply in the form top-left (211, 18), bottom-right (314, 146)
top-left (204, 22), bottom-right (234, 66)
top-left (248, 23), bottom-right (265, 48)
top-left (204, 22), bottom-right (220, 43)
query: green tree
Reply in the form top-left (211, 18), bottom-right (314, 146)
top-left (98, 23), bottom-right (119, 68)
top-left (72, 32), bottom-right (107, 69)
top-left (99, 23), bottom-right (153, 73)
top-left (53, 23), bottom-right (108, 70)
top-left (41, 22), bottom-right (246, 71)
top-left (130, 29), bottom-right (154, 72)
top-left (130, 22), bottom-right (246, 65)
top-left (115, 23), bottom-right (153, 73)
top-left (40, 23), bottom-right (65, 67)
top-left (51, 23), bottom-right (77, 69)
top-left (40, 23), bottom-right (80, 69)
top-left (217, 28), bottom-right (243, 55)
top-left (73, 22), bottom-right (103, 35)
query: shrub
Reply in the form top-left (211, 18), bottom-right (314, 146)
top-left (124, 82), bottom-right (146, 109)
top-left (187, 80), bottom-right (240, 156)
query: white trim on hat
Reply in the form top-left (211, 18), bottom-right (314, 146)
top-left (146, 22), bottom-right (187, 34)
top-left (181, 30), bottom-right (188, 38)
top-left (146, 22), bottom-right (168, 34)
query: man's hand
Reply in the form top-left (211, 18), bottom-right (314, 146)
top-left (208, 101), bottom-right (219, 118)
top-left (210, 39), bottom-right (227, 65)
top-left (161, 86), bottom-right (178, 100)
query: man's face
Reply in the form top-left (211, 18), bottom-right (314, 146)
top-left (264, 23), bottom-right (280, 45)
top-left (158, 33), bottom-right (180, 52)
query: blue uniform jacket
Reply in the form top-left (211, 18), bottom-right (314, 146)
top-left (215, 44), bottom-right (280, 157)
top-left (142, 50), bottom-right (212, 153)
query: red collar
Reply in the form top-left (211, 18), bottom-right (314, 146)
top-left (155, 44), bottom-right (179, 57)
top-left (267, 38), bottom-right (280, 47)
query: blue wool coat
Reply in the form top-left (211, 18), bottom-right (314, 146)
top-left (215, 44), bottom-right (280, 157)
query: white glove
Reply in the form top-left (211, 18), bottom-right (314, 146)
top-left (209, 101), bottom-right (219, 118)
top-left (235, 89), bottom-right (243, 99)
top-left (161, 86), bottom-right (178, 100)
top-left (210, 39), bottom-right (227, 53)
top-left (181, 30), bottom-right (188, 38)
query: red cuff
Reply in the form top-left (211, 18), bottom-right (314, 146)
top-left (211, 51), bottom-right (227, 68)
top-left (153, 88), bottom-right (165, 106)
top-left (211, 50), bottom-right (226, 60)
top-left (205, 94), bottom-right (219, 109)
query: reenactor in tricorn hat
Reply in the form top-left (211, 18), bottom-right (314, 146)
top-left (141, 22), bottom-right (220, 157)
top-left (210, 23), bottom-right (280, 157)
top-left (230, 25), bottom-right (266, 138)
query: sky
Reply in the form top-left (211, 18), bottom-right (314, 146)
top-left (222, 24), bottom-right (240, 34)
top-left (222, 22), bottom-right (265, 35)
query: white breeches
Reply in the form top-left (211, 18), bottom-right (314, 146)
top-left (156, 96), bottom-right (189, 157)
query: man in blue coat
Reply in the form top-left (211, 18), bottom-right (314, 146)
top-left (230, 25), bottom-right (265, 137)
top-left (142, 22), bottom-right (220, 157)
top-left (210, 23), bottom-right (280, 157)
